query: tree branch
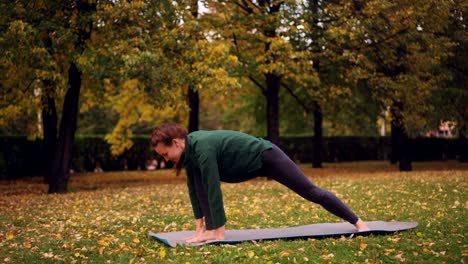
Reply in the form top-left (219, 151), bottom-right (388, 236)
top-left (366, 27), bottom-right (410, 49)
top-left (232, 32), bottom-right (240, 53)
top-left (249, 76), bottom-right (266, 93)
top-left (233, 0), bottom-right (257, 14)
top-left (23, 79), bottom-right (36, 93)
top-left (281, 82), bottom-right (312, 113)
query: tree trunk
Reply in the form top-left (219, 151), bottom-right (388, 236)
top-left (398, 130), bottom-right (412, 171)
top-left (258, 1), bottom-right (282, 146)
top-left (188, 85), bottom-right (199, 132)
top-left (41, 80), bottom-right (57, 184)
top-left (187, 0), bottom-right (199, 133)
top-left (309, 0), bottom-right (323, 168)
top-left (48, 63), bottom-right (81, 193)
top-left (458, 124), bottom-right (467, 162)
top-left (312, 101), bottom-right (323, 168)
top-left (48, 0), bottom-right (95, 193)
top-left (390, 121), bottom-right (400, 164)
top-left (390, 101), bottom-right (412, 171)
top-left (265, 73), bottom-right (281, 145)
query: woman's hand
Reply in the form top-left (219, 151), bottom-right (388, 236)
top-left (185, 225), bottom-right (225, 244)
top-left (354, 218), bottom-right (370, 232)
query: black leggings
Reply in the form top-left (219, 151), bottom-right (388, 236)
top-left (193, 144), bottom-right (359, 229)
top-left (254, 144), bottom-right (359, 224)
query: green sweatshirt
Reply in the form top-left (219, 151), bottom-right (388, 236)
top-left (183, 130), bottom-right (272, 229)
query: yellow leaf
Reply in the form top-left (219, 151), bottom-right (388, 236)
top-left (23, 242), bottom-right (32, 248)
top-left (98, 240), bottom-right (110, 247)
top-left (158, 248), bottom-right (166, 259)
top-left (360, 243), bottom-right (367, 251)
top-left (247, 250), bottom-right (255, 258)
top-left (133, 238), bottom-right (140, 244)
top-left (280, 250), bottom-right (292, 257)
top-left (6, 232), bottom-right (14, 240)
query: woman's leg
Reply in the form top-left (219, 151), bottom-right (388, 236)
top-left (260, 144), bottom-right (360, 225)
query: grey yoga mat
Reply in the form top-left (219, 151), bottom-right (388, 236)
top-left (148, 221), bottom-right (418, 247)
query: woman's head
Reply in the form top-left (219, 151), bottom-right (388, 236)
top-left (150, 122), bottom-right (188, 165)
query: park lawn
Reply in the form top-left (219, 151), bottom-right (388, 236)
top-left (0, 161), bottom-right (466, 263)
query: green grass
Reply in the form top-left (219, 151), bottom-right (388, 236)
top-left (0, 161), bottom-right (467, 263)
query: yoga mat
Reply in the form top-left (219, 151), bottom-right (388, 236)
top-left (148, 221), bottom-right (418, 247)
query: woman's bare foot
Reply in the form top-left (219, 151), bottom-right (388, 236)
top-left (354, 218), bottom-right (370, 231)
top-left (185, 226), bottom-right (225, 244)
top-left (185, 231), bottom-right (219, 243)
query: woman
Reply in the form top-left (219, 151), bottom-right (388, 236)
top-left (150, 122), bottom-right (369, 244)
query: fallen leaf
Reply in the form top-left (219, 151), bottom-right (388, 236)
top-left (360, 243), bottom-right (367, 251)
top-left (395, 252), bottom-right (405, 262)
top-left (158, 248), bottom-right (166, 259)
top-left (6, 232), bottom-right (14, 240)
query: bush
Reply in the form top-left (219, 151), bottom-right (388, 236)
top-left (0, 135), bottom-right (460, 179)
top-left (279, 136), bottom-right (392, 163)
top-left (0, 136), bottom-right (43, 180)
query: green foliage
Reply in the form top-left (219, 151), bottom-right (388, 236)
top-left (326, 0), bottom-right (460, 136)
top-left (1, 163), bottom-right (467, 262)
top-left (0, 18), bottom-right (55, 136)
top-left (0, 0), bottom-right (465, 147)
top-left (79, 0), bottom-right (242, 154)
top-left (427, 0), bottom-right (468, 134)
top-left (0, 0), bottom-right (242, 154)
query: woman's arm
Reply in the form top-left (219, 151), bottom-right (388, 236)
top-left (196, 151), bottom-right (227, 229)
top-left (186, 167), bottom-right (204, 219)
top-left (184, 145), bottom-right (227, 243)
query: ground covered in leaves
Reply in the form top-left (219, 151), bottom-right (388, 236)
top-left (0, 161), bottom-right (466, 263)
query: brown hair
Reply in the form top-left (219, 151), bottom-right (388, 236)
top-left (150, 122), bottom-right (188, 175)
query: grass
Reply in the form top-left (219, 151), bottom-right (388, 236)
top-left (0, 161), bottom-right (466, 263)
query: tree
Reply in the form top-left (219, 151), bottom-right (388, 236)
top-left (327, 0), bottom-right (455, 171)
top-left (430, 0), bottom-right (467, 162)
top-left (77, 0), bottom-right (239, 156)
top-left (0, 0), bottom-right (82, 186)
top-left (280, 0), bottom-right (373, 167)
top-left (205, 0), bottom-right (292, 145)
top-left (49, 0), bottom-right (96, 193)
